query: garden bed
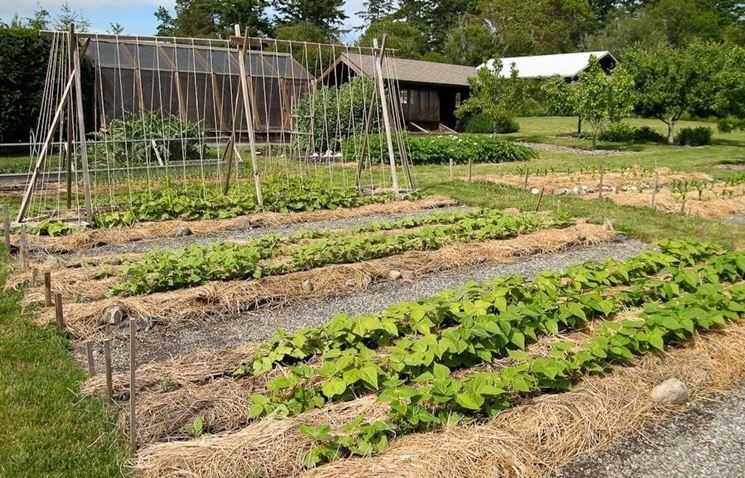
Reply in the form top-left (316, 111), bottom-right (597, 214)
top-left (474, 168), bottom-right (745, 220)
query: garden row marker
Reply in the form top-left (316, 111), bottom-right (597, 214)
top-left (54, 292), bottom-right (65, 330)
top-left (449, 158), bottom-right (454, 180)
top-left (234, 24), bottom-right (263, 209)
top-left (129, 318), bottom-right (137, 454)
top-left (2, 205), bottom-right (9, 253)
top-left (19, 231), bottom-right (28, 271)
top-left (44, 271), bottom-right (52, 307)
top-left (104, 339), bottom-right (113, 402)
top-left (523, 168), bottom-right (529, 190)
top-left (535, 187), bottom-right (545, 211)
top-left (599, 165), bottom-right (605, 199)
top-left (651, 171), bottom-right (660, 208)
top-left (468, 158), bottom-right (473, 182)
top-left (373, 37), bottom-right (400, 196)
top-left (86, 341), bottom-right (95, 376)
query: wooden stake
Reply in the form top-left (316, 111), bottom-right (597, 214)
top-left (129, 318), bottom-right (137, 454)
top-left (44, 271), bottom-right (52, 307)
top-left (234, 24), bottom-right (264, 209)
top-left (372, 37), bottom-right (400, 196)
top-left (72, 25), bottom-right (93, 223)
top-left (86, 341), bottom-right (95, 376)
top-left (55, 292), bottom-right (65, 330)
top-left (449, 158), bottom-right (453, 180)
top-left (535, 187), bottom-right (545, 212)
top-left (104, 339), bottom-right (113, 401)
top-left (66, 24), bottom-right (74, 210)
top-left (19, 231), bottom-right (28, 271)
top-left (468, 159), bottom-right (473, 182)
top-left (523, 168), bottom-right (529, 190)
top-left (598, 165), bottom-right (605, 199)
top-left (651, 171), bottom-right (659, 208)
top-left (3, 204), bottom-right (10, 254)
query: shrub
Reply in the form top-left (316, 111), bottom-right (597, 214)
top-left (677, 126), bottom-right (713, 146)
top-left (341, 134), bottom-right (536, 165)
top-left (93, 112), bottom-right (206, 163)
top-left (463, 113), bottom-right (519, 134)
top-left (632, 126), bottom-right (666, 143)
top-left (718, 117), bottom-right (745, 133)
top-left (597, 123), bottom-right (666, 144)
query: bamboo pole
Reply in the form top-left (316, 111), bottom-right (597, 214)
top-left (71, 24), bottom-right (93, 223)
top-left (104, 339), bottom-right (113, 401)
top-left (44, 271), bottom-right (52, 307)
top-left (234, 24), bottom-right (263, 208)
top-left (372, 37), bottom-right (400, 196)
top-left (66, 24), bottom-right (74, 210)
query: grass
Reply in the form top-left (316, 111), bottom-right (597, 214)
top-left (0, 248), bottom-right (128, 477)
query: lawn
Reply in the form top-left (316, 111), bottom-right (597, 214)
top-left (0, 248), bottom-right (128, 477)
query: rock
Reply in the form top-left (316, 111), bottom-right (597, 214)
top-left (651, 378), bottom-right (689, 405)
top-left (530, 187), bottom-right (541, 195)
top-left (107, 306), bottom-right (124, 325)
top-left (175, 226), bottom-right (193, 237)
top-left (553, 188), bottom-right (569, 196)
top-left (572, 186), bottom-right (581, 195)
top-left (388, 270), bottom-right (402, 281)
top-left (400, 270), bottom-right (415, 281)
top-left (136, 318), bottom-right (154, 332)
top-left (301, 279), bottom-right (314, 293)
top-left (614, 233), bottom-right (629, 243)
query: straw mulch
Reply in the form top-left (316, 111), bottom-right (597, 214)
top-left (303, 323), bottom-right (745, 478)
top-left (81, 342), bottom-right (255, 399)
top-left (131, 320), bottom-right (745, 478)
top-left (16, 197), bottom-right (458, 254)
top-left (134, 395), bottom-right (388, 478)
top-left (35, 222), bottom-right (614, 340)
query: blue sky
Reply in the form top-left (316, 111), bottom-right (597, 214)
top-left (1, 0), bottom-right (366, 41)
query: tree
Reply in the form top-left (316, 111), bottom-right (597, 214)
top-left (396, 0), bottom-right (478, 51)
top-left (477, 0), bottom-right (594, 56)
top-left (543, 76), bottom-right (583, 134)
top-left (356, 0), bottom-right (396, 29)
top-left (573, 56), bottom-right (634, 149)
top-left (455, 60), bottom-right (531, 134)
top-left (109, 23), bottom-right (124, 35)
top-left (274, 21), bottom-right (330, 43)
top-left (623, 44), bottom-right (699, 144)
top-left (357, 19), bottom-right (428, 60)
top-left (154, 0), bottom-right (270, 38)
top-left (26, 6), bottom-right (50, 30)
top-left (274, 0), bottom-right (347, 38)
top-left (53, 0), bottom-right (91, 31)
top-left (443, 19), bottom-right (498, 66)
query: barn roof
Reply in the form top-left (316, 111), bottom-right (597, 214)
top-left (330, 53), bottom-right (476, 87)
top-left (480, 51), bottom-right (617, 79)
top-left (85, 38), bottom-right (313, 80)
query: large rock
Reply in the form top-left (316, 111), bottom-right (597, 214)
top-left (175, 226), bottom-right (193, 237)
top-left (651, 378), bottom-right (690, 405)
top-left (388, 270), bottom-right (402, 281)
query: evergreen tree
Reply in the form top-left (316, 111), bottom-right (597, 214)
top-left (274, 0), bottom-right (347, 37)
top-left (53, 0), bottom-right (91, 31)
top-left (154, 0), bottom-right (270, 38)
top-left (356, 0), bottom-right (396, 28)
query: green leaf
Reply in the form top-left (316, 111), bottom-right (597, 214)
top-left (321, 378), bottom-right (348, 399)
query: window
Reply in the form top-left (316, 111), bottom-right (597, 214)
top-left (400, 89), bottom-right (408, 105)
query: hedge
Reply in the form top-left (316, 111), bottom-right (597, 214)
top-left (341, 134), bottom-right (536, 165)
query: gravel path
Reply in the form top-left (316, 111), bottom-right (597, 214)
top-left (554, 382), bottom-right (745, 478)
top-left (83, 238), bottom-right (646, 371)
top-left (517, 141), bottom-right (621, 156)
top-left (69, 205), bottom-right (468, 258)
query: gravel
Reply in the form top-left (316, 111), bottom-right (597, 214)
top-left (553, 382), bottom-right (745, 478)
top-left (84, 238), bottom-right (646, 372)
top-left (68, 205), bottom-right (468, 258)
top-left (517, 141), bottom-right (622, 156)
top-left (726, 213), bottom-right (745, 225)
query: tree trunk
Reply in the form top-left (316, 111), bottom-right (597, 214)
top-left (592, 132), bottom-right (597, 150)
top-left (667, 119), bottom-right (675, 145)
top-left (577, 117), bottom-right (582, 136)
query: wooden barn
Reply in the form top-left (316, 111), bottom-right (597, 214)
top-left (319, 52), bottom-right (476, 132)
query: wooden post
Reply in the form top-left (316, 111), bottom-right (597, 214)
top-left (523, 168), bottom-right (529, 190)
top-left (129, 318), bottom-right (137, 453)
top-left (19, 231), bottom-right (28, 271)
top-left (372, 37), bottom-right (400, 196)
top-left (535, 187), bottom-right (545, 212)
top-left (44, 271), bottom-right (52, 307)
top-left (598, 165), bottom-right (605, 199)
top-left (71, 25), bottom-right (93, 222)
top-left (66, 24), bottom-right (74, 210)
top-left (468, 159), bottom-right (473, 182)
top-left (651, 171), bottom-right (659, 208)
top-left (86, 341), bottom-right (95, 376)
top-left (104, 339), bottom-right (113, 401)
top-left (449, 158), bottom-right (453, 180)
top-left (55, 292), bottom-right (65, 330)
top-left (234, 24), bottom-right (264, 209)
top-left (3, 205), bottom-right (10, 253)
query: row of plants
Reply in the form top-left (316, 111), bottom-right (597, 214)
top-left (227, 240), bottom-right (743, 465)
top-left (112, 208), bottom-right (570, 296)
top-left (246, 242), bottom-right (732, 421)
top-left (92, 177), bottom-right (393, 228)
top-left (598, 123), bottom-right (713, 146)
top-left (341, 134), bottom-right (537, 166)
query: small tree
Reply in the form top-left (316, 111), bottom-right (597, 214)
top-left (573, 56), bottom-right (634, 149)
top-left (542, 75), bottom-right (582, 134)
top-left (456, 60), bottom-right (529, 134)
